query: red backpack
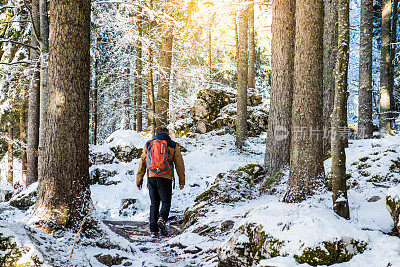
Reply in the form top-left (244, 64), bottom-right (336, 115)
top-left (146, 140), bottom-right (173, 175)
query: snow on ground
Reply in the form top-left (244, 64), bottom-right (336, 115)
top-left (1, 132), bottom-right (400, 266)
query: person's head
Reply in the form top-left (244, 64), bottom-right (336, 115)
top-left (156, 126), bottom-right (169, 135)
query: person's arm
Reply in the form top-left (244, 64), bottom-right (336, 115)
top-left (136, 146), bottom-right (148, 189)
top-left (173, 145), bottom-right (185, 189)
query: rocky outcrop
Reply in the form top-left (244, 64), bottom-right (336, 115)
top-left (89, 130), bottom-right (145, 166)
top-left (171, 88), bottom-right (268, 137)
top-left (9, 183), bottom-right (37, 211)
top-left (386, 185), bottom-right (400, 233)
top-left (89, 167), bottom-right (118, 185)
top-left (182, 164), bottom-right (265, 230)
top-left (0, 187), bottom-right (13, 202)
top-left (217, 204), bottom-right (368, 266)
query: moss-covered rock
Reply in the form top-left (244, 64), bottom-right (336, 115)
top-left (9, 186), bottom-right (37, 211)
top-left (89, 167), bottom-right (118, 185)
top-left (218, 223), bottom-right (284, 267)
top-left (89, 145), bottom-right (115, 166)
top-left (170, 88), bottom-right (268, 136)
top-left (386, 185), bottom-right (400, 233)
top-left (183, 165), bottom-right (265, 230)
top-left (218, 222), bottom-right (367, 267)
top-left (0, 188), bottom-right (13, 202)
top-left (294, 238), bottom-right (367, 266)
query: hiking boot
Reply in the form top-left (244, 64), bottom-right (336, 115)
top-left (158, 218), bottom-right (168, 237)
top-left (151, 232), bottom-right (159, 238)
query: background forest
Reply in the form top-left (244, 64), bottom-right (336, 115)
top-left (0, 0), bottom-right (400, 266)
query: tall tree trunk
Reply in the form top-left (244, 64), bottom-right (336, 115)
top-left (389, 0), bottom-right (399, 112)
top-left (248, 0), bottom-right (256, 90)
top-left (148, 48), bottom-right (156, 136)
top-left (235, 2), bottom-right (248, 148)
top-left (265, 0), bottom-right (295, 174)
top-left (323, 0), bottom-right (338, 155)
top-left (34, 0), bottom-right (92, 230)
top-left (20, 103), bottom-right (27, 185)
top-left (93, 39), bottom-right (98, 145)
top-left (208, 22), bottom-right (212, 83)
top-left (358, 0), bottom-right (374, 138)
top-left (39, 0), bottom-right (49, 153)
top-left (7, 126), bottom-right (13, 185)
top-left (380, 0), bottom-right (393, 136)
top-left (284, 0), bottom-right (325, 202)
top-left (27, 0), bottom-right (40, 186)
top-left (332, 0), bottom-right (350, 219)
top-left (155, 1), bottom-right (173, 127)
top-left (136, 6), bottom-right (143, 131)
top-left (124, 67), bottom-right (131, 130)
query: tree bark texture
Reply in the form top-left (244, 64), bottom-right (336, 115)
top-left (20, 101), bottom-right (27, 185)
top-left (27, 0), bottom-right (40, 187)
top-left (358, 0), bottom-right (374, 138)
top-left (284, 0), bottom-right (325, 202)
top-left (332, 0), bottom-right (350, 219)
top-left (93, 37), bottom-right (99, 145)
top-left (34, 0), bottom-right (92, 230)
top-left (235, 2), bottom-right (248, 148)
top-left (7, 126), bottom-right (13, 185)
top-left (155, 1), bottom-right (173, 127)
top-left (136, 6), bottom-right (143, 131)
top-left (380, 0), bottom-right (393, 136)
top-left (323, 0), bottom-right (338, 155)
top-left (265, 0), bottom-right (295, 175)
top-left (389, 0), bottom-right (398, 112)
top-left (148, 47), bottom-right (156, 137)
top-left (39, 0), bottom-right (49, 152)
top-left (248, 0), bottom-right (256, 90)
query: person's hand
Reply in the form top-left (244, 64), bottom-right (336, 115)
top-left (179, 184), bottom-right (185, 190)
top-left (137, 184), bottom-right (142, 190)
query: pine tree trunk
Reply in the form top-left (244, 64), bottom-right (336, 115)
top-left (389, 0), bottom-right (398, 112)
top-left (39, 0), bottom-right (49, 152)
top-left (93, 41), bottom-right (98, 145)
top-left (147, 0), bottom-right (156, 136)
top-left (284, 0), bottom-right (325, 202)
top-left (20, 103), bottom-right (27, 185)
top-left (358, 0), bottom-right (374, 139)
top-left (34, 0), bottom-right (92, 230)
top-left (7, 126), bottom-right (13, 185)
top-left (155, 0), bottom-right (173, 127)
top-left (208, 21), bottom-right (212, 83)
top-left (124, 67), bottom-right (131, 130)
top-left (235, 2), bottom-right (248, 148)
top-left (248, 0), bottom-right (256, 90)
top-left (380, 0), bottom-right (393, 136)
top-left (323, 0), bottom-right (338, 156)
top-left (148, 47), bottom-right (156, 136)
top-left (332, 0), bottom-right (350, 219)
top-left (265, 0), bottom-right (295, 175)
top-left (136, 6), bottom-right (143, 131)
top-left (26, 0), bottom-right (40, 187)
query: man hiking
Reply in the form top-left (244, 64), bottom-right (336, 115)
top-left (136, 126), bottom-right (185, 238)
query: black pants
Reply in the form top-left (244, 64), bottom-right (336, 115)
top-left (148, 177), bottom-right (172, 233)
